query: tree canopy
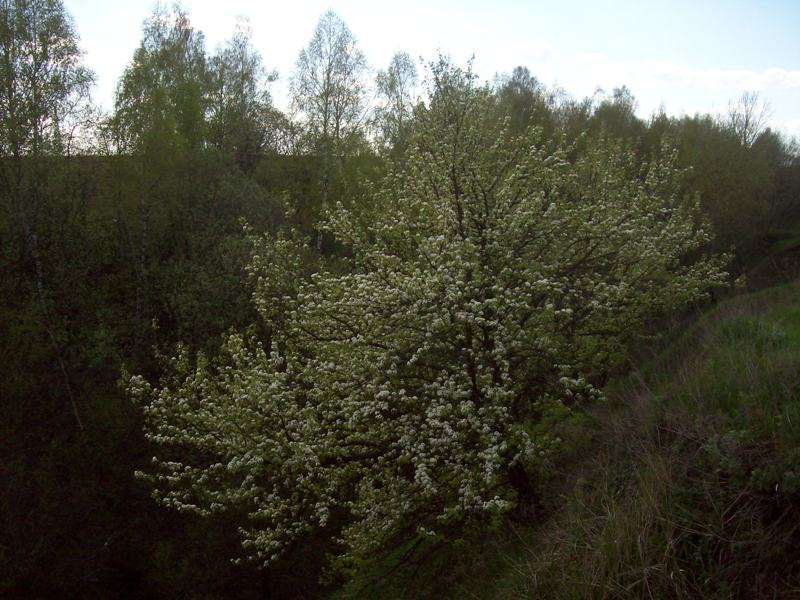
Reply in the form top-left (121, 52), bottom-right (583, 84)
top-left (289, 10), bottom-right (368, 152)
top-left (0, 0), bottom-right (93, 156)
top-left (114, 5), bottom-right (207, 155)
top-left (374, 51), bottom-right (418, 153)
top-left (207, 18), bottom-right (279, 172)
top-left (131, 61), bottom-right (727, 571)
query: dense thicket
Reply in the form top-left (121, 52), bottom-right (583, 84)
top-left (1, 2), bottom-right (798, 598)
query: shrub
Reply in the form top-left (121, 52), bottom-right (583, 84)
top-left (129, 60), bottom-right (726, 574)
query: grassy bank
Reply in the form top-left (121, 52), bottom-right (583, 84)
top-left (412, 282), bottom-right (800, 599)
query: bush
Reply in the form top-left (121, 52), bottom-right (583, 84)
top-left (130, 60), bottom-right (726, 577)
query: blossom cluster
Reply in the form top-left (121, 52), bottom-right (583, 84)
top-left (132, 66), bottom-right (726, 569)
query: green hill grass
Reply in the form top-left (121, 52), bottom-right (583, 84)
top-left (440, 282), bottom-right (800, 599)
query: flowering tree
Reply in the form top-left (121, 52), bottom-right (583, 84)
top-left (130, 61), bottom-right (726, 570)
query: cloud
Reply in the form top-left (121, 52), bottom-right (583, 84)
top-left (573, 56), bottom-right (800, 91)
top-left (575, 52), bottom-right (607, 64)
top-left (636, 63), bottom-right (800, 91)
top-left (523, 41), bottom-right (559, 63)
top-left (777, 119), bottom-right (800, 139)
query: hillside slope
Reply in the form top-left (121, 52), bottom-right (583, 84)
top-left (369, 282), bottom-right (798, 600)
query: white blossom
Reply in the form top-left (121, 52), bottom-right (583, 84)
top-left (131, 61), bottom-right (727, 571)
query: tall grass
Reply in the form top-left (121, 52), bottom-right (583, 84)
top-left (452, 283), bottom-right (800, 599)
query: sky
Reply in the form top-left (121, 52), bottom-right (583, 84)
top-left (63, 0), bottom-right (800, 139)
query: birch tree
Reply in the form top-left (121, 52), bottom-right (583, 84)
top-left (207, 17), bottom-right (279, 173)
top-left (114, 5), bottom-right (207, 154)
top-left (374, 50), bottom-right (417, 153)
top-left (289, 10), bottom-right (368, 250)
top-left (113, 5), bottom-right (207, 351)
top-left (0, 0), bottom-right (93, 429)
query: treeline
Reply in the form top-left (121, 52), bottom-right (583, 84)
top-left (1, 1), bottom-right (798, 598)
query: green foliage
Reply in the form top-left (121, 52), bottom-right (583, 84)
top-left (0, 0), bottom-right (94, 156)
top-left (374, 51), bottom-right (418, 156)
top-left (114, 5), bottom-right (208, 155)
top-left (207, 17), bottom-right (281, 173)
top-left (455, 283), bottom-right (800, 600)
top-left (133, 60), bottom-right (726, 581)
top-left (290, 10), bottom-right (369, 154)
top-left (495, 66), bottom-right (557, 139)
top-left (674, 115), bottom-right (772, 259)
top-left (588, 86), bottom-right (646, 141)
